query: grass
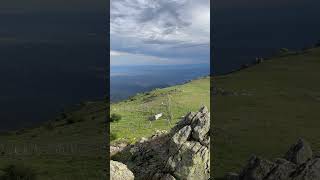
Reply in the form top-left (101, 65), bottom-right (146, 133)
top-left (0, 76), bottom-right (210, 179)
top-left (110, 76), bottom-right (210, 144)
top-left (0, 101), bottom-right (107, 179)
top-left (214, 47), bottom-right (320, 178)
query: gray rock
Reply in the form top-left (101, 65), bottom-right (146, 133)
top-left (152, 173), bottom-right (176, 180)
top-left (240, 156), bottom-right (275, 180)
top-left (110, 160), bottom-right (134, 180)
top-left (110, 142), bottom-right (128, 157)
top-left (285, 138), bottom-right (312, 164)
top-left (237, 139), bottom-right (320, 180)
top-left (291, 158), bottom-right (320, 180)
top-left (171, 125), bottom-right (192, 145)
top-left (265, 158), bottom-right (296, 180)
top-left (191, 107), bottom-right (210, 146)
top-left (166, 106), bottom-right (210, 180)
top-left (118, 106), bottom-right (210, 180)
top-left (139, 137), bottom-right (148, 143)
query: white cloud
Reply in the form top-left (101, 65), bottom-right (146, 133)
top-left (110, 50), bottom-right (128, 56)
top-left (110, 0), bottom-right (210, 65)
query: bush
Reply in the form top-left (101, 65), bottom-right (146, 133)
top-left (0, 164), bottom-right (37, 180)
top-left (110, 113), bottom-right (122, 122)
top-left (65, 114), bottom-right (85, 125)
top-left (66, 118), bottom-right (75, 124)
top-left (110, 133), bottom-right (117, 141)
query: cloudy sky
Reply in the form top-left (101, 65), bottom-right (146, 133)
top-left (110, 0), bottom-right (210, 66)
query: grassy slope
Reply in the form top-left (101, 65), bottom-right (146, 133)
top-left (0, 76), bottom-right (210, 179)
top-left (214, 47), bottom-right (320, 177)
top-left (0, 101), bottom-right (106, 179)
top-left (110, 77), bottom-right (210, 144)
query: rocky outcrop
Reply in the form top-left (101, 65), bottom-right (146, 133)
top-left (226, 138), bottom-right (320, 180)
top-left (112, 106), bottom-right (210, 180)
top-left (284, 139), bottom-right (312, 165)
top-left (165, 106), bottom-right (210, 180)
top-left (110, 160), bottom-right (134, 180)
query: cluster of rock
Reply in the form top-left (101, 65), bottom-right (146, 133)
top-left (226, 139), bottom-right (320, 180)
top-left (110, 106), bottom-right (211, 180)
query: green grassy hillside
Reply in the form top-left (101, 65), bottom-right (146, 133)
top-left (0, 76), bottom-right (210, 179)
top-left (110, 77), bottom-right (210, 144)
top-left (0, 101), bottom-right (107, 179)
top-left (214, 47), bottom-right (320, 178)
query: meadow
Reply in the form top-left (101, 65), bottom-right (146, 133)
top-left (110, 77), bottom-right (210, 144)
top-left (214, 47), bottom-right (320, 178)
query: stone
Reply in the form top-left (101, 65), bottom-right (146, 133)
top-left (139, 137), bottom-right (148, 143)
top-left (291, 158), bottom-right (320, 180)
top-left (171, 125), bottom-right (192, 145)
top-left (165, 106), bottom-right (210, 180)
top-left (284, 138), bottom-right (312, 164)
top-left (237, 139), bottom-right (320, 180)
top-left (239, 156), bottom-right (275, 180)
top-left (153, 173), bottom-right (176, 180)
top-left (110, 142), bottom-right (128, 157)
top-left (265, 158), bottom-right (296, 180)
top-left (110, 160), bottom-right (134, 180)
top-left (117, 106), bottom-right (210, 180)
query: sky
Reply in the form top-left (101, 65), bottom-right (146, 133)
top-left (110, 0), bottom-right (210, 66)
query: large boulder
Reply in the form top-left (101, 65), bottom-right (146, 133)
top-left (110, 160), bottom-right (134, 180)
top-left (165, 106), bottom-right (210, 180)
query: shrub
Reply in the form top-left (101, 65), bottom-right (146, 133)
top-left (110, 133), bottom-right (117, 141)
top-left (0, 164), bottom-right (37, 180)
top-left (110, 113), bottom-right (122, 122)
top-left (65, 114), bottom-right (85, 125)
top-left (66, 118), bottom-right (75, 124)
